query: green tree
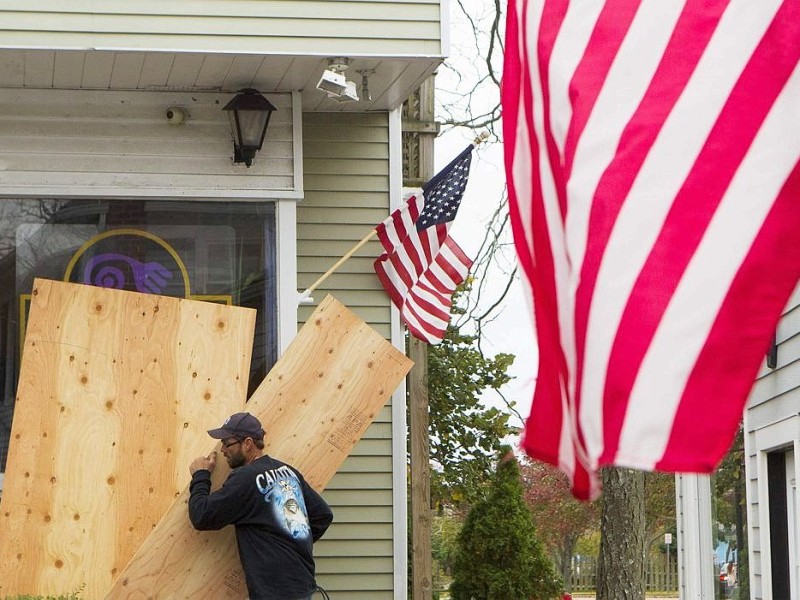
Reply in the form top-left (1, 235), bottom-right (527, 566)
top-left (521, 458), bottom-right (600, 591)
top-left (450, 453), bottom-right (562, 600)
top-left (712, 425), bottom-right (749, 599)
top-left (428, 286), bottom-right (516, 507)
top-left (644, 471), bottom-right (676, 544)
top-left (431, 510), bottom-right (463, 593)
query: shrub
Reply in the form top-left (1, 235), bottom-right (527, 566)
top-left (450, 454), bottom-right (562, 600)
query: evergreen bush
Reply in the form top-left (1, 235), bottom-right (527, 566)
top-left (450, 454), bottom-right (562, 600)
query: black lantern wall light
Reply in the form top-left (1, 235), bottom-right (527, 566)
top-left (223, 88), bottom-right (277, 167)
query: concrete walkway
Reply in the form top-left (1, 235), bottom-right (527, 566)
top-left (571, 597), bottom-right (678, 600)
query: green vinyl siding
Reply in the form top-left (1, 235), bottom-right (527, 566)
top-left (317, 555), bottom-right (394, 570)
top-left (0, 0), bottom-right (443, 57)
top-left (299, 111), bottom-right (397, 598)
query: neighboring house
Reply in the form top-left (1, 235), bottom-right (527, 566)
top-left (743, 284), bottom-right (800, 600)
top-left (674, 284), bottom-right (799, 600)
top-left (0, 2), bottom-right (449, 597)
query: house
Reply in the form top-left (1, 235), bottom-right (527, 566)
top-left (742, 285), bottom-right (800, 600)
top-left (0, 2), bottom-right (449, 597)
top-left (673, 284), bottom-right (799, 600)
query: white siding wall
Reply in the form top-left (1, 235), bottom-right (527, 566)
top-left (0, 1), bottom-right (443, 57)
top-left (298, 111), bottom-right (396, 598)
top-left (744, 281), bottom-right (800, 599)
top-left (0, 88), bottom-right (298, 198)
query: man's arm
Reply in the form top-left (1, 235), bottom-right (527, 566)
top-left (301, 480), bottom-right (333, 542)
top-left (188, 452), bottom-right (249, 530)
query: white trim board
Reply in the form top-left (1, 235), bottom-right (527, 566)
top-left (752, 413), bottom-right (800, 600)
top-left (388, 106), bottom-right (408, 600)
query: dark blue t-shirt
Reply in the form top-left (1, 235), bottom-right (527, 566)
top-left (189, 455), bottom-right (333, 600)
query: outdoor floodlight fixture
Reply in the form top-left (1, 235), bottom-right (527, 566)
top-left (328, 80), bottom-right (359, 103)
top-left (223, 88), bottom-right (277, 168)
top-left (317, 57), bottom-right (360, 101)
top-left (316, 69), bottom-right (348, 95)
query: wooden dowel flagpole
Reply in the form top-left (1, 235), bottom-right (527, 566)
top-left (297, 130), bottom-right (490, 302)
top-left (298, 229), bottom-right (377, 301)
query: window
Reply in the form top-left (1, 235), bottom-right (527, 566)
top-left (0, 199), bottom-right (277, 471)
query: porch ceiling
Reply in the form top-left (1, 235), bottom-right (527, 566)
top-left (0, 48), bottom-right (440, 112)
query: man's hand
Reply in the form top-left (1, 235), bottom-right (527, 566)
top-left (189, 451), bottom-right (217, 475)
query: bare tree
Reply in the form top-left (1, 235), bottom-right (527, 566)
top-left (438, 0), bottom-right (520, 424)
top-left (438, 2), bottom-right (649, 597)
top-left (437, 0), bottom-right (503, 136)
top-left (597, 468), bottom-right (646, 600)
top-left (0, 200), bottom-right (65, 260)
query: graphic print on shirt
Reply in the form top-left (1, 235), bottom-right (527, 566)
top-left (255, 465), bottom-right (311, 540)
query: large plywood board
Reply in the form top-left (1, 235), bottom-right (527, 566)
top-left (0, 279), bottom-right (255, 599)
top-left (108, 294), bottom-right (412, 599)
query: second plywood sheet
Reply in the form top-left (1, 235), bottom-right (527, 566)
top-left (0, 279), bottom-right (255, 599)
top-left (109, 294), bottom-right (412, 598)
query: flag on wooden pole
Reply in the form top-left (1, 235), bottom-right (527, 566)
top-left (374, 145), bottom-right (475, 344)
top-left (502, 0), bottom-right (800, 499)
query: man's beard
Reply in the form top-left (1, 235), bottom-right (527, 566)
top-left (227, 451), bottom-right (246, 469)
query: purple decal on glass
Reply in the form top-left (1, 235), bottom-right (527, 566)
top-left (83, 253), bottom-right (174, 294)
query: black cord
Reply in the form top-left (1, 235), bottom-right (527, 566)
top-left (315, 585), bottom-right (331, 599)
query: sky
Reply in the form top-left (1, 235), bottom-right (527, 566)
top-left (434, 128), bottom-right (538, 429)
top-left (419, 0), bottom-right (539, 430)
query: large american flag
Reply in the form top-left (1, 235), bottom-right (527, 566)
top-left (502, 0), bottom-right (800, 499)
top-left (374, 146), bottom-right (474, 344)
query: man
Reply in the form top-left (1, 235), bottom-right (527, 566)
top-left (189, 412), bottom-right (333, 600)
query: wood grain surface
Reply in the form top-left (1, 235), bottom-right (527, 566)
top-left (0, 279), bottom-right (255, 599)
top-left (107, 294), bottom-right (412, 599)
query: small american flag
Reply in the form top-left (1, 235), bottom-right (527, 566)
top-left (374, 146), bottom-right (475, 344)
top-left (503, 0), bottom-right (800, 499)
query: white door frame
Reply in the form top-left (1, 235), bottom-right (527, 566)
top-left (751, 413), bottom-right (800, 599)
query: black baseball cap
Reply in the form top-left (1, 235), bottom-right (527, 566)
top-left (207, 412), bottom-right (265, 441)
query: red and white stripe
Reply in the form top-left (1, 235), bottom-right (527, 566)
top-left (374, 191), bottom-right (473, 344)
top-left (503, 0), bottom-right (800, 499)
